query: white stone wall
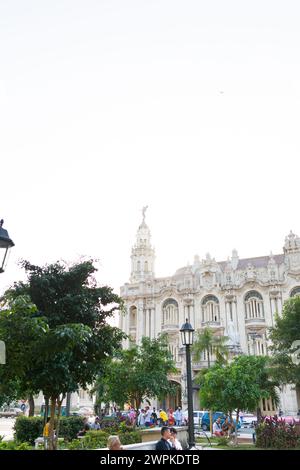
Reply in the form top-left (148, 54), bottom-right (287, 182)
top-left (120, 226), bottom-right (300, 414)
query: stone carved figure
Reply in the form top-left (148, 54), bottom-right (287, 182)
top-left (142, 205), bottom-right (148, 222)
top-left (227, 320), bottom-right (240, 346)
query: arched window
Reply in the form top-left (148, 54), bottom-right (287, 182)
top-left (162, 299), bottom-right (179, 326)
top-left (247, 332), bottom-right (268, 356)
top-left (137, 261), bottom-right (141, 271)
top-left (290, 286), bottom-right (300, 298)
top-left (201, 295), bottom-right (220, 323)
top-left (129, 306), bottom-right (137, 328)
top-left (244, 291), bottom-right (264, 319)
top-left (144, 260), bottom-right (148, 272)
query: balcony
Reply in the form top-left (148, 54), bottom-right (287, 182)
top-left (161, 323), bottom-right (179, 332)
top-left (201, 321), bottom-right (221, 328)
top-left (245, 317), bottom-right (266, 326)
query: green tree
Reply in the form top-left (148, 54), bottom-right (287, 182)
top-left (3, 260), bottom-right (125, 449)
top-left (198, 355), bottom-right (279, 443)
top-left (94, 335), bottom-right (177, 410)
top-left (192, 327), bottom-right (229, 367)
top-left (0, 295), bottom-right (48, 410)
top-left (268, 296), bottom-right (300, 386)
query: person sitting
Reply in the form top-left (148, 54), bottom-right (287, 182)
top-left (155, 426), bottom-right (174, 451)
top-left (90, 416), bottom-right (101, 430)
top-left (221, 417), bottom-right (232, 437)
top-left (77, 423), bottom-right (90, 437)
top-left (107, 435), bottom-right (123, 450)
top-left (212, 417), bottom-right (224, 437)
top-left (169, 427), bottom-right (182, 450)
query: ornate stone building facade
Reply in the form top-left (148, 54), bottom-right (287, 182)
top-left (120, 212), bottom-right (300, 414)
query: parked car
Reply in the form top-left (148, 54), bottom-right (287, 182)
top-left (240, 414), bottom-right (257, 428)
top-left (74, 407), bottom-right (94, 417)
top-left (182, 410), bottom-right (208, 427)
top-left (0, 406), bottom-right (23, 418)
top-left (201, 411), bottom-right (242, 431)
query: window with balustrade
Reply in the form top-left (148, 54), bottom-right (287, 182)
top-left (162, 298), bottom-right (179, 326)
top-left (201, 295), bottom-right (220, 323)
top-left (244, 291), bottom-right (264, 319)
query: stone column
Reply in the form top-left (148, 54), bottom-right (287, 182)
top-left (150, 308), bottom-right (156, 338)
top-left (137, 301), bottom-right (144, 344)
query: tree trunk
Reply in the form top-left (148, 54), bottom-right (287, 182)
top-left (55, 395), bottom-right (64, 447)
top-left (48, 397), bottom-right (57, 450)
top-left (207, 349), bottom-right (210, 368)
top-left (43, 396), bottom-right (49, 428)
top-left (233, 409), bottom-right (240, 446)
top-left (257, 406), bottom-right (262, 424)
top-left (65, 392), bottom-right (71, 417)
top-left (28, 394), bottom-right (35, 417)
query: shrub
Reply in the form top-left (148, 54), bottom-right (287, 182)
top-left (0, 441), bottom-right (32, 450)
top-left (14, 416), bottom-right (44, 445)
top-left (256, 416), bottom-right (299, 449)
top-left (81, 430), bottom-right (108, 449)
top-left (14, 415), bottom-right (85, 444)
top-left (59, 416), bottom-right (85, 441)
top-left (100, 417), bottom-right (119, 432)
top-left (215, 436), bottom-right (229, 446)
top-left (119, 431), bottom-right (141, 445)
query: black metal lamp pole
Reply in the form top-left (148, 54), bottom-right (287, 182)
top-left (0, 219), bottom-right (14, 274)
top-left (180, 319), bottom-right (195, 449)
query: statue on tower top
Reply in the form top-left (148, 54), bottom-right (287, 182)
top-left (142, 205), bottom-right (148, 223)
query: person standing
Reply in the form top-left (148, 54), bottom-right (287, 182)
top-left (43, 417), bottom-right (50, 450)
top-left (144, 406), bottom-right (152, 427)
top-left (174, 407), bottom-right (182, 426)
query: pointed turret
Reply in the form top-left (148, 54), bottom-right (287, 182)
top-left (130, 207), bottom-right (155, 283)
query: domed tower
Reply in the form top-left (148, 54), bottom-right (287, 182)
top-left (130, 206), bottom-right (155, 283)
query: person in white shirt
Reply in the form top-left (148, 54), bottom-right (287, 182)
top-left (212, 417), bottom-right (224, 437)
top-left (174, 407), bottom-right (183, 426)
top-left (169, 427), bottom-right (182, 450)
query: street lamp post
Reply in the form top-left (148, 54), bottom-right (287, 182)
top-left (0, 219), bottom-right (14, 274)
top-left (180, 318), bottom-right (195, 449)
top-left (0, 219), bottom-right (14, 365)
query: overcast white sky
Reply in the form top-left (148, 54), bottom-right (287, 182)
top-left (1, 1), bottom-right (300, 319)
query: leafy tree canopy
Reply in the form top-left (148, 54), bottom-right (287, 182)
top-left (269, 296), bottom-right (300, 386)
top-left (197, 355), bottom-right (279, 417)
top-left (0, 259), bottom-right (125, 448)
top-left (93, 334), bottom-right (177, 410)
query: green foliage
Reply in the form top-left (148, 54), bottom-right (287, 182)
top-left (198, 355), bottom-right (279, 417)
top-left (0, 295), bottom-right (47, 405)
top-left (1, 259), bottom-right (126, 449)
top-left (256, 416), bottom-right (299, 449)
top-left (63, 429), bottom-right (142, 450)
top-left (216, 436), bottom-right (229, 446)
top-left (93, 334), bottom-right (177, 409)
top-left (269, 296), bottom-right (300, 386)
top-left (14, 415), bottom-right (85, 444)
top-left (0, 441), bottom-right (32, 450)
top-left (193, 327), bottom-right (229, 367)
top-left (119, 431), bottom-right (141, 445)
top-left (14, 415), bottom-right (44, 445)
top-left (59, 416), bottom-right (86, 441)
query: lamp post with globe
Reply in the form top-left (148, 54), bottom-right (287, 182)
top-left (0, 219), bottom-right (14, 274)
top-left (180, 319), bottom-right (195, 449)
